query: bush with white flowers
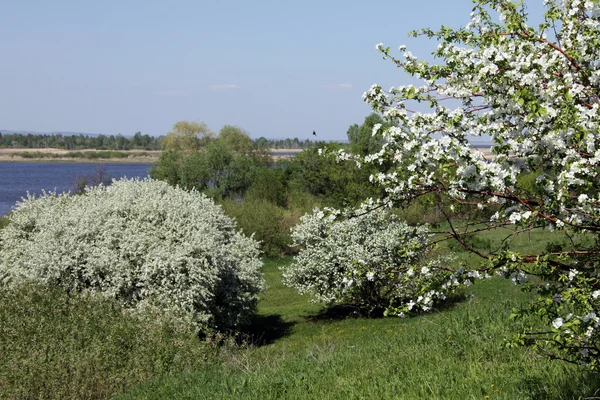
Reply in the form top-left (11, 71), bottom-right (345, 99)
top-left (282, 208), bottom-right (466, 316)
top-left (0, 179), bottom-right (264, 332)
top-left (351, 0), bottom-right (600, 369)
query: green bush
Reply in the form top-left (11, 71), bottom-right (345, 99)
top-left (245, 166), bottom-right (288, 207)
top-left (149, 150), bottom-right (182, 186)
top-left (221, 199), bottom-right (292, 257)
top-left (221, 155), bottom-right (260, 199)
top-left (179, 151), bottom-right (210, 190)
top-left (286, 144), bottom-right (381, 208)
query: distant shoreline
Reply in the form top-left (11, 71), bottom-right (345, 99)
top-left (0, 146), bottom-right (493, 163)
top-left (0, 149), bottom-right (159, 164)
top-left (0, 148), bottom-right (306, 163)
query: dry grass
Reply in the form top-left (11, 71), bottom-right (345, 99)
top-left (0, 149), bottom-right (161, 163)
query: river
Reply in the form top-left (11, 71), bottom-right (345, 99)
top-left (0, 162), bottom-right (151, 215)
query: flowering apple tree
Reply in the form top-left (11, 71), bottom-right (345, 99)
top-left (351, 0), bottom-right (600, 368)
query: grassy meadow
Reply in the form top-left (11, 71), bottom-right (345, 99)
top-left (116, 257), bottom-right (600, 400)
top-left (2, 226), bottom-right (600, 399)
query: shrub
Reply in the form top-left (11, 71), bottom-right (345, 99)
top-left (282, 208), bottom-right (465, 316)
top-left (220, 199), bottom-right (292, 257)
top-left (0, 179), bottom-right (264, 332)
top-left (72, 164), bottom-right (112, 194)
top-left (287, 144), bottom-right (381, 208)
top-left (149, 150), bottom-right (182, 186)
top-left (245, 166), bottom-right (288, 207)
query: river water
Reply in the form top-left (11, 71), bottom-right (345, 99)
top-left (0, 162), bottom-right (151, 215)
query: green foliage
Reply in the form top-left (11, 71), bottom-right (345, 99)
top-left (0, 282), bottom-right (217, 400)
top-left (346, 113), bottom-right (390, 157)
top-left (0, 132), bottom-right (160, 150)
top-left (257, 136), bottom-right (314, 149)
top-left (202, 140), bottom-right (235, 190)
top-left (219, 155), bottom-right (258, 199)
top-left (286, 143), bottom-right (380, 208)
top-left (161, 121), bottom-right (214, 152)
top-left (220, 200), bottom-right (292, 257)
top-left (150, 137), bottom-right (270, 201)
top-left (219, 189), bottom-right (321, 256)
top-left (218, 125), bottom-right (253, 154)
top-left (245, 166), bottom-right (288, 207)
top-left (179, 150), bottom-right (210, 190)
top-left (394, 193), bottom-right (445, 225)
top-left (515, 169), bottom-right (543, 197)
top-left (149, 135), bottom-right (380, 257)
top-left (149, 150), bottom-right (182, 186)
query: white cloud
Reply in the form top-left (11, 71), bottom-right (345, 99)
top-left (156, 89), bottom-right (188, 97)
top-left (209, 84), bottom-right (241, 91)
top-left (325, 83), bottom-right (352, 89)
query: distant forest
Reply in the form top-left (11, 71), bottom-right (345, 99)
top-left (0, 132), bottom-right (319, 150)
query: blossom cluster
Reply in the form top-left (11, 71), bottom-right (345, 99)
top-left (282, 207), bottom-right (481, 316)
top-left (355, 0), bottom-right (600, 368)
top-left (0, 179), bottom-right (264, 332)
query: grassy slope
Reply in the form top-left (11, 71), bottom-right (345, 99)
top-left (2, 218), bottom-right (598, 399)
top-left (119, 258), bottom-right (600, 400)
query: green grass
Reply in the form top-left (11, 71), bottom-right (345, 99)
top-left (0, 283), bottom-right (220, 400)
top-left (117, 258), bottom-right (600, 400)
top-left (433, 221), bottom-right (593, 267)
top-left (2, 231), bottom-right (599, 399)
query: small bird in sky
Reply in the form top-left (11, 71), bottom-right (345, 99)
top-left (312, 130), bottom-right (316, 136)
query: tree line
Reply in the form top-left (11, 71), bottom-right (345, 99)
top-left (0, 131), bottom-right (321, 151)
top-left (0, 132), bottom-right (161, 150)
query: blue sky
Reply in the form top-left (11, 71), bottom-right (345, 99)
top-left (0, 1), bottom-right (546, 140)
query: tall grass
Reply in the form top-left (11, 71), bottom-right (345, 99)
top-left (0, 283), bottom-right (221, 399)
top-left (118, 258), bottom-right (600, 399)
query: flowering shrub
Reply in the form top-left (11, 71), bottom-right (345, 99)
top-left (348, 0), bottom-right (600, 368)
top-left (0, 179), bottom-right (264, 332)
top-left (282, 208), bottom-right (470, 316)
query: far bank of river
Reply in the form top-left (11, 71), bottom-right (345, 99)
top-left (0, 148), bottom-right (304, 163)
top-left (0, 162), bottom-right (152, 215)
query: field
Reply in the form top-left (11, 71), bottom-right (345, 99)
top-left (116, 258), bottom-right (599, 400)
top-left (2, 226), bottom-right (600, 399)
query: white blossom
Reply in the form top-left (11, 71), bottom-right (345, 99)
top-left (0, 179), bottom-right (264, 332)
top-left (553, 318), bottom-right (565, 329)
